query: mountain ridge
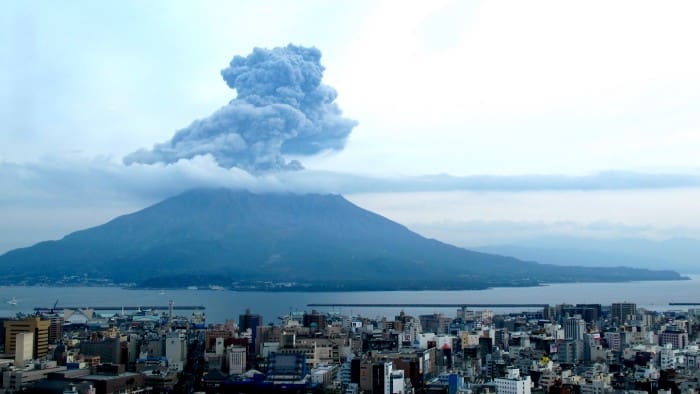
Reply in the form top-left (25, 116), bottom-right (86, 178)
top-left (0, 188), bottom-right (686, 289)
top-left (473, 236), bottom-right (700, 274)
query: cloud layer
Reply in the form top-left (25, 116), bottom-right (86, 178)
top-left (4, 156), bottom-right (700, 253)
top-left (6, 157), bottom-right (700, 206)
top-left (124, 44), bottom-right (357, 172)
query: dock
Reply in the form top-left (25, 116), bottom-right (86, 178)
top-left (307, 303), bottom-right (549, 308)
top-left (33, 305), bottom-right (205, 311)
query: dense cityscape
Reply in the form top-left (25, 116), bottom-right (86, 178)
top-left (2, 300), bottom-right (700, 393)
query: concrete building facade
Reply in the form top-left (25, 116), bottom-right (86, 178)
top-left (3, 317), bottom-right (50, 360)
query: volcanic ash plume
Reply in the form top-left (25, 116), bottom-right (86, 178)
top-left (124, 44), bottom-right (357, 172)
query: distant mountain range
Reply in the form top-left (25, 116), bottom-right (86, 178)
top-left (474, 236), bottom-right (700, 274)
top-left (0, 189), bottom-right (686, 290)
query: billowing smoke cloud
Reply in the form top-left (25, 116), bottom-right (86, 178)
top-left (124, 44), bottom-right (357, 172)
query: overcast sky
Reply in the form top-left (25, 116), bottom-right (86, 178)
top-left (2, 0), bottom-right (700, 252)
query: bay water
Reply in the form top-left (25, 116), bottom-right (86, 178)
top-left (1, 276), bottom-right (698, 324)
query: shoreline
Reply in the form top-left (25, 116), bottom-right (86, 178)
top-left (1, 274), bottom-right (690, 293)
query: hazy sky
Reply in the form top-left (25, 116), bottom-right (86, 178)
top-left (2, 0), bottom-right (700, 252)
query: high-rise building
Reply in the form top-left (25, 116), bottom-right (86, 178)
top-left (564, 317), bottom-right (586, 340)
top-left (603, 332), bottom-right (622, 352)
top-left (659, 329), bottom-right (688, 350)
top-left (239, 309), bottom-right (263, 333)
top-left (583, 333), bottom-right (606, 363)
top-left (303, 310), bottom-right (327, 333)
top-left (3, 316), bottom-right (50, 359)
top-left (419, 314), bottom-right (451, 335)
top-left (561, 304), bottom-right (601, 323)
top-left (79, 337), bottom-right (121, 364)
top-left (166, 332), bottom-right (188, 372)
top-left (611, 303), bottom-right (637, 323)
top-left (46, 314), bottom-right (64, 345)
top-left (371, 361), bottom-right (393, 394)
top-left (558, 340), bottom-right (583, 365)
top-left (391, 370), bottom-right (405, 394)
top-left (495, 329), bottom-right (510, 350)
top-left (359, 358), bottom-right (372, 392)
top-left (659, 344), bottom-right (676, 369)
top-left (14, 332), bottom-right (34, 365)
top-left (226, 346), bottom-right (246, 375)
top-left (0, 317), bottom-right (9, 353)
top-left (239, 309), bottom-right (262, 354)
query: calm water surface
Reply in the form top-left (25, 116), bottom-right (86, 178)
top-left (1, 276), bottom-right (698, 324)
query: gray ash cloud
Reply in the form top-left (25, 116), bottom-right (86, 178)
top-left (124, 44), bottom-right (357, 172)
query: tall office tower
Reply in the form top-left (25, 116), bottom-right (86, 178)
top-left (46, 314), bottom-right (64, 344)
top-left (564, 317), bottom-right (586, 340)
top-left (239, 309), bottom-right (262, 332)
top-left (371, 361), bottom-right (393, 394)
top-left (612, 303), bottom-right (637, 323)
top-left (239, 309), bottom-right (263, 354)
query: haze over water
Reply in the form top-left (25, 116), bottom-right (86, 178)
top-left (2, 276), bottom-right (697, 324)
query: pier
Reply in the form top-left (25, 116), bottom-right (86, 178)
top-left (307, 303), bottom-right (549, 308)
top-left (33, 305), bottom-right (205, 312)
